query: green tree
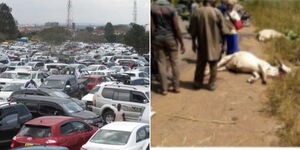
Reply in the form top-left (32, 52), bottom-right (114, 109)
top-left (124, 23), bottom-right (149, 54)
top-left (104, 22), bottom-right (116, 43)
top-left (86, 26), bottom-right (94, 32)
top-left (0, 3), bottom-right (19, 41)
top-left (38, 27), bottom-right (71, 45)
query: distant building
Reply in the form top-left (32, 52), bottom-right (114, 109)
top-left (18, 25), bottom-right (43, 33)
top-left (44, 22), bottom-right (59, 28)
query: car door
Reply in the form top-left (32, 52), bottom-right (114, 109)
top-left (69, 121), bottom-right (94, 145)
top-left (58, 122), bottom-right (81, 150)
top-left (111, 89), bottom-right (142, 121)
top-left (0, 109), bottom-right (19, 143)
top-left (96, 87), bottom-right (114, 108)
top-left (130, 126), bottom-right (150, 150)
top-left (38, 103), bottom-right (65, 116)
top-left (126, 91), bottom-right (148, 121)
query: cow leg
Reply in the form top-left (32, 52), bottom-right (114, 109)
top-left (258, 64), bottom-right (268, 84)
top-left (247, 72), bottom-right (260, 84)
top-left (205, 55), bottom-right (233, 75)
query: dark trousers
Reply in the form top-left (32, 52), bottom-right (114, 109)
top-left (194, 59), bottom-right (218, 87)
top-left (153, 40), bottom-right (180, 92)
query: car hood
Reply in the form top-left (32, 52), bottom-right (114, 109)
top-left (82, 94), bottom-right (94, 102)
top-left (71, 110), bottom-right (98, 120)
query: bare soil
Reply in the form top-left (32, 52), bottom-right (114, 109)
top-left (151, 20), bottom-right (281, 147)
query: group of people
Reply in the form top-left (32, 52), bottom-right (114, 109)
top-left (151, 0), bottom-right (243, 95)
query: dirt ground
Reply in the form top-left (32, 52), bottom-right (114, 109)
top-left (151, 20), bottom-right (282, 147)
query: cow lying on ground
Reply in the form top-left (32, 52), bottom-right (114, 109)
top-left (258, 29), bottom-right (284, 42)
top-left (206, 51), bottom-right (291, 84)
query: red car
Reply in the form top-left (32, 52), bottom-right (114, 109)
top-left (11, 116), bottom-right (98, 150)
top-left (81, 75), bottom-right (113, 91)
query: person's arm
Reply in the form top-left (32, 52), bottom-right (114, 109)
top-left (172, 16), bottom-right (185, 54)
top-left (189, 13), bottom-right (198, 53)
top-left (122, 113), bottom-right (126, 121)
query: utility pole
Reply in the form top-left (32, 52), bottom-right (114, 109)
top-left (133, 0), bottom-right (137, 24)
top-left (67, 0), bottom-right (72, 29)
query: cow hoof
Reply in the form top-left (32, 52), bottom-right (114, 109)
top-left (262, 81), bottom-right (267, 85)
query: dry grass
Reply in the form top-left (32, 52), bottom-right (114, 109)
top-left (243, 0), bottom-right (300, 146)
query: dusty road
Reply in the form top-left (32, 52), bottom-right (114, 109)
top-left (151, 20), bottom-right (281, 146)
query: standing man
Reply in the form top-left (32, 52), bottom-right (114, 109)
top-left (114, 104), bottom-right (125, 122)
top-left (151, 0), bottom-right (185, 95)
top-left (190, 0), bottom-right (228, 91)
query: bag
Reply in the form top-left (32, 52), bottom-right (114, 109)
top-left (234, 20), bottom-right (243, 30)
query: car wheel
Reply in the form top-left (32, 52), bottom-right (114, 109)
top-left (102, 110), bottom-right (115, 124)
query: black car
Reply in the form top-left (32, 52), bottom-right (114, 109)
top-left (10, 88), bottom-right (86, 109)
top-left (40, 75), bottom-right (88, 99)
top-left (0, 103), bottom-right (32, 146)
top-left (11, 95), bottom-right (101, 126)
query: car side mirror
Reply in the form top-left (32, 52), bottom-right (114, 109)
top-left (143, 99), bottom-right (148, 104)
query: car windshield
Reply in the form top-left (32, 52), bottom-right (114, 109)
top-left (2, 83), bottom-right (23, 91)
top-left (41, 80), bottom-right (65, 89)
top-left (90, 130), bottom-right (131, 145)
top-left (52, 91), bottom-right (70, 99)
top-left (86, 66), bottom-right (98, 71)
top-left (19, 125), bottom-right (51, 138)
top-left (16, 73), bottom-right (32, 80)
top-left (0, 72), bottom-right (17, 79)
top-left (89, 86), bottom-right (101, 94)
top-left (62, 101), bottom-right (83, 113)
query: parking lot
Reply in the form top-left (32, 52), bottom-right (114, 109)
top-left (0, 41), bottom-right (150, 150)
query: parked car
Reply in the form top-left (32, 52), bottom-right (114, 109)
top-left (11, 95), bottom-right (101, 126)
top-left (125, 78), bottom-right (149, 86)
top-left (11, 116), bottom-right (98, 150)
top-left (92, 83), bottom-right (149, 124)
top-left (0, 81), bottom-right (26, 101)
top-left (10, 145), bottom-right (69, 150)
top-left (0, 103), bottom-right (32, 145)
top-left (26, 61), bottom-right (45, 71)
top-left (40, 75), bottom-right (88, 99)
top-left (80, 75), bottom-right (113, 91)
top-left (124, 70), bottom-right (149, 80)
top-left (10, 88), bottom-right (86, 109)
top-left (82, 65), bottom-right (108, 74)
top-left (81, 122), bottom-right (149, 150)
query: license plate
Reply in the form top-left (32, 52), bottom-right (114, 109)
top-left (25, 143), bottom-right (34, 146)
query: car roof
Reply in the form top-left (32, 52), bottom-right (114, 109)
top-left (46, 75), bottom-right (74, 80)
top-left (25, 116), bottom-right (77, 126)
top-left (101, 122), bottom-right (148, 132)
top-left (14, 95), bottom-right (70, 104)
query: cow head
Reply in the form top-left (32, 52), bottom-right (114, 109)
top-left (277, 59), bottom-right (291, 74)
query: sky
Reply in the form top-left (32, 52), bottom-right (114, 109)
top-left (0, 0), bottom-right (149, 26)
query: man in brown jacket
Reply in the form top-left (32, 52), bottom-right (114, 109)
top-left (190, 0), bottom-right (227, 90)
top-left (151, 0), bottom-right (185, 95)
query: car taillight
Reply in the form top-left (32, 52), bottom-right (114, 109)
top-left (10, 136), bottom-right (24, 148)
top-left (7, 97), bottom-right (13, 102)
top-left (45, 139), bottom-right (58, 145)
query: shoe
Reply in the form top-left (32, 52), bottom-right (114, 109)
top-left (207, 84), bottom-right (216, 91)
top-left (161, 91), bottom-right (168, 95)
top-left (174, 89), bottom-right (181, 93)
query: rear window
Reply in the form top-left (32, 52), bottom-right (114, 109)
top-left (90, 130), bottom-right (131, 145)
top-left (19, 125), bottom-right (51, 138)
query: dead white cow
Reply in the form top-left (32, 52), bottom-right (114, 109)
top-left (210, 51), bottom-right (291, 84)
top-left (258, 29), bottom-right (284, 42)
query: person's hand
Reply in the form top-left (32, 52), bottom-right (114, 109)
top-left (192, 43), bottom-right (197, 53)
top-left (180, 45), bottom-right (185, 54)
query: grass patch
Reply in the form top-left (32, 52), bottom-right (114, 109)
top-left (243, 0), bottom-right (300, 146)
top-left (243, 0), bottom-right (300, 65)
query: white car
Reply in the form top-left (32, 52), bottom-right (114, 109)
top-left (124, 70), bottom-right (149, 80)
top-left (84, 65), bottom-right (108, 74)
top-left (81, 122), bottom-right (150, 150)
top-left (0, 81), bottom-right (26, 101)
top-left (90, 70), bottom-right (113, 76)
top-left (81, 82), bottom-right (114, 106)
